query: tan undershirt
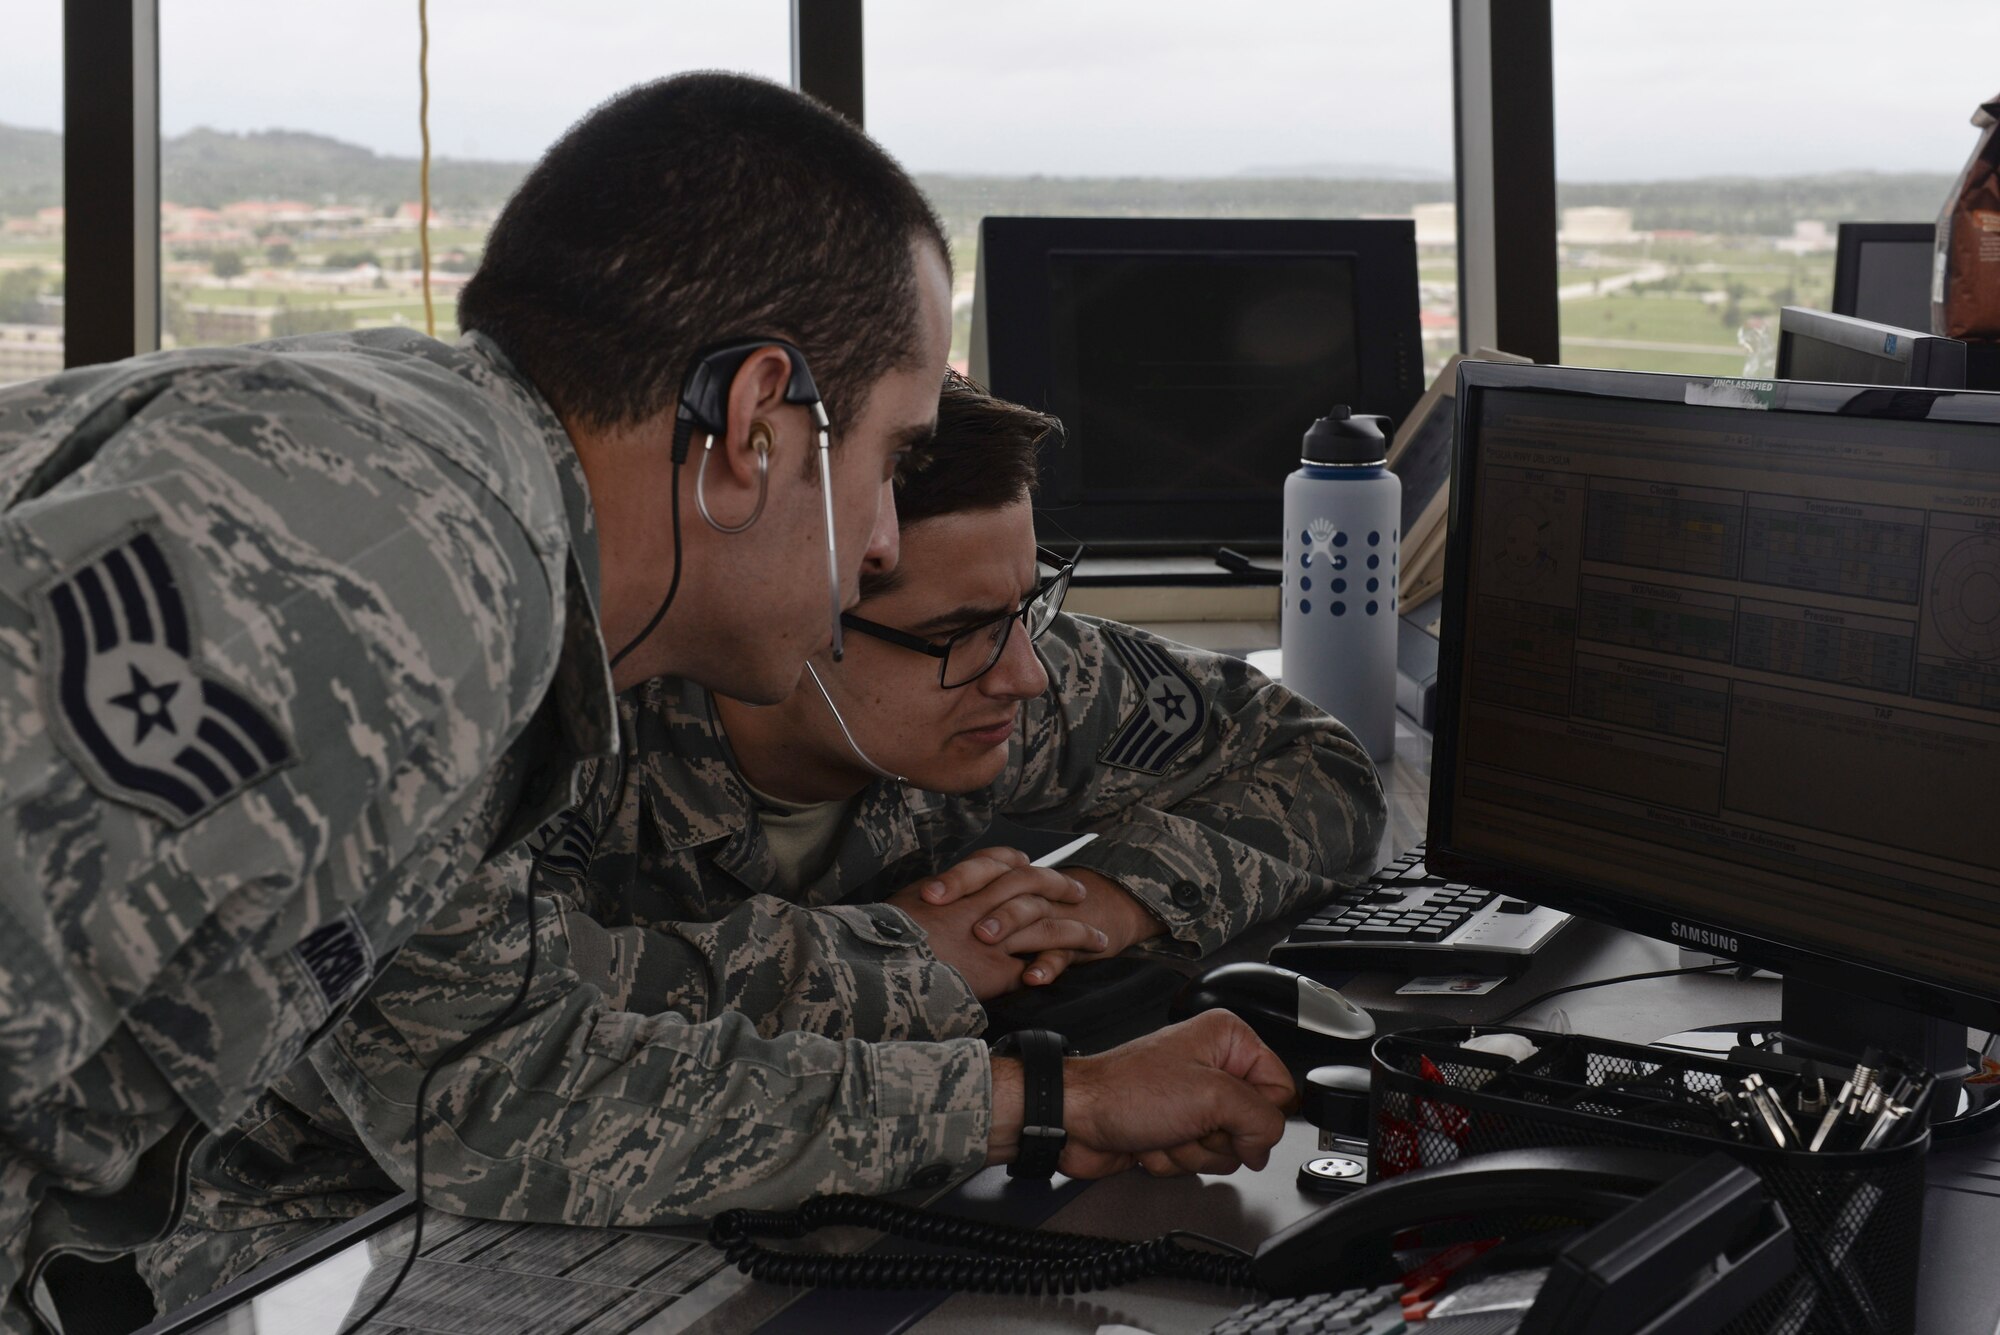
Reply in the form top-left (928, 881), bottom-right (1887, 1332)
top-left (741, 777), bottom-right (858, 897)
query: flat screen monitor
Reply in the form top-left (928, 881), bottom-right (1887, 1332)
top-left (971, 217), bottom-right (1423, 551)
top-left (1776, 306), bottom-right (1965, 389)
top-left (1429, 361), bottom-right (2000, 1038)
top-left (1833, 221), bottom-right (1936, 333)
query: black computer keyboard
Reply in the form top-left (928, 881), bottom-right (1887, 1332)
top-left (1270, 843), bottom-right (1569, 979)
top-left (1206, 1283), bottom-right (1409, 1335)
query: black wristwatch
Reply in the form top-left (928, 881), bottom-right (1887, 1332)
top-left (991, 1029), bottom-right (1070, 1179)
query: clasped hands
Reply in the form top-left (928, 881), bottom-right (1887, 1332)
top-left (885, 845), bottom-right (1164, 1000)
top-left (890, 849), bottom-right (1298, 1180)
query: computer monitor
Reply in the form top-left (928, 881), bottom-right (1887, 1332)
top-left (1775, 306), bottom-right (1965, 389)
top-left (1429, 361), bottom-right (2000, 1079)
top-left (1832, 221), bottom-right (1935, 333)
top-left (970, 216), bottom-right (1423, 551)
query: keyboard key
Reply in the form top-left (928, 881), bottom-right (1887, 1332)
top-left (1269, 839), bottom-right (1569, 980)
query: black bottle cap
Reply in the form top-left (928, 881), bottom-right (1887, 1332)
top-left (1302, 405), bottom-right (1392, 466)
top-left (1301, 1063), bottom-right (1374, 1139)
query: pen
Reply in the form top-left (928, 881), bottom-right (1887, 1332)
top-left (1030, 833), bottom-right (1099, 868)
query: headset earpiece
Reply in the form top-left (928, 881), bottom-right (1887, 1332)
top-left (674, 337), bottom-right (824, 464)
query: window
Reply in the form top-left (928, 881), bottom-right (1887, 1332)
top-left (864, 0), bottom-right (1458, 382)
top-left (1552, 0), bottom-right (2000, 376)
top-left (159, 0), bottom-right (789, 348)
top-left (0, 3), bottom-right (64, 385)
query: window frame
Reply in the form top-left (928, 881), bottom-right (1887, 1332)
top-left (59, 0), bottom-right (1558, 371)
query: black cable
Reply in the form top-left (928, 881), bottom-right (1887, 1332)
top-left (343, 483), bottom-right (663, 1330)
top-left (610, 455), bottom-right (685, 671)
top-left (338, 842), bottom-right (548, 1332)
top-left (1164, 1229), bottom-right (1253, 1261)
top-left (708, 1194), bottom-right (1255, 1296)
top-left (1490, 963), bottom-right (1740, 1026)
top-left (349, 378), bottom-right (689, 1325)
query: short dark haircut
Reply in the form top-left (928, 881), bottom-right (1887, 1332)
top-left (458, 73), bottom-right (948, 435)
top-left (860, 371), bottom-right (1054, 598)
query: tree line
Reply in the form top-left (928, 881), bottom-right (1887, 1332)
top-left (0, 120), bottom-right (1959, 237)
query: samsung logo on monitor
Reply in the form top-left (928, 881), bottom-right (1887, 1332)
top-left (1670, 922), bottom-right (1739, 954)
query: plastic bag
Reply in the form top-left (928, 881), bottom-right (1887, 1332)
top-left (1933, 90), bottom-right (2000, 339)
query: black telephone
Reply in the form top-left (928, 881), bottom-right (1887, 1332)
top-left (1253, 1148), bottom-right (1795, 1334)
top-left (712, 1147), bottom-right (1795, 1334)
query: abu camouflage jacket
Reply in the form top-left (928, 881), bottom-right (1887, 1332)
top-left (0, 329), bottom-right (618, 1333)
top-left (144, 614), bottom-right (1385, 1310)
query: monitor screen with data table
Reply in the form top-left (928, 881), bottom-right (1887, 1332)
top-left (1430, 363), bottom-right (2000, 1029)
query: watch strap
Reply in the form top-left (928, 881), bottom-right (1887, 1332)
top-left (994, 1028), bottom-right (1067, 1179)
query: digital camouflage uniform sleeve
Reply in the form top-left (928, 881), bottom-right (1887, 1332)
top-left (309, 839), bottom-right (991, 1229)
top-left (136, 1064), bottom-right (399, 1314)
top-left (0, 331), bottom-right (601, 1332)
top-left (1000, 613), bottom-right (1387, 956)
top-left (534, 678), bottom-right (985, 1048)
top-left (141, 679), bottom-right (991, 1309)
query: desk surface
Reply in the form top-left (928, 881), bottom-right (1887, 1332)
top-left (146, 718), bottom-right (2000, 1335)
top-left (894, 718), bottom-right (2000, 1335)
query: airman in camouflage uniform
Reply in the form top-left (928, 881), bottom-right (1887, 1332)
top-left (11, 74), bottom-right (1307, 1330)
top-left (0, 327), bottom-right (618, 1332)
top-left (1, 68), bottom-right (981, 1333)
top-left (309, 612), bottom-right (1380, 1227)
top-left (141, 387), bottom-right (1386, 1308)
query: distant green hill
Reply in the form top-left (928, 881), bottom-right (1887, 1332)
top-left (0, 123), bottom-right (61, 219)
top-left (0, 119), bottom-right (1958, 237)
top-left (0, 122), bottom-right (532, 217)
top-left (916, 172), bottom-right (1956, 238)
top-left (162, 127), bottom-right (531, 212)
top-left (1559, 173), bottom-right (1951, 236)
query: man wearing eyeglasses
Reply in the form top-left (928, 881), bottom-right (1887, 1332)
top-left (142, 376), bottom-right (1384, 1309)
top-left (685, 385), bottom-right (1387, 1006)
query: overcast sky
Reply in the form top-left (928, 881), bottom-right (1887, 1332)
top-left (2, 1), bottom-right (1994, 180)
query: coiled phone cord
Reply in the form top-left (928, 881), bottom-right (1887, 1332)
top-left (708, 1193), bottom-right (1255, 1295)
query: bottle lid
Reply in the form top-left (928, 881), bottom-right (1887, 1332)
top-left (1302, 405), bottom-right (1391, 465)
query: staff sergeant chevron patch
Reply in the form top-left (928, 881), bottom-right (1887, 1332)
top-left (528, 806), bottom-right (600, 880)
top-left (1098, 628), bottom-right (1209, 774)
top-left (36, 528), bottom-right (296, 827)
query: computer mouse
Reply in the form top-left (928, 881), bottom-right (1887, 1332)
top-left (1168, 962), bottom-right (1376, 1068)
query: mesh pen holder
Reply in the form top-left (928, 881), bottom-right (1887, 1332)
top-left (1368, 1027), bottom-right (1928, 1335)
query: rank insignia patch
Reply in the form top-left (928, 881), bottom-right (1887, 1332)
top-left (528, 806), bottom-right (599, 880)
top-left (293, 911), bottom-right (375, 1011)
top-left (39, 530), bottom-right (295, 827)
top-left (1098, 629), bottom-right (1208, 774)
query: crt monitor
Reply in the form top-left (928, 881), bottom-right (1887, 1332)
top-left (1775, 305), bottom-right (1965, 389)
top-left (970, 216), bottom-right (1423, 552)
top-left (1832, 221), bottom-right (1935, 333)
top-left (1428, 361), bottom-right (2000, 1068)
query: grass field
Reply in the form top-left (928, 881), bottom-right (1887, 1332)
top-left (1, 221), bottom-right (1860, 382)
top-left (1557, 343), bottom-right (1745, 378)
top-left (1562, 292), bottom-right (1744, 350)
top-left (0, 242), bottom-right (61, 265)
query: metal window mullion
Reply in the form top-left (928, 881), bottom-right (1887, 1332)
top-left (63, 0), bottom-right (161, 368)
top-left (791, 0), bottom-right (864, 126)
top-left (1452, 0), bottom-right (1558, 364)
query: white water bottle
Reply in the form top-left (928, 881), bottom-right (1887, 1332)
top-left (1280, 406), bottom-right (1401, 761)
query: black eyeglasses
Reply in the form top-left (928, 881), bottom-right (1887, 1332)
top-left (841, 547), bottom-right (1079, 688)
